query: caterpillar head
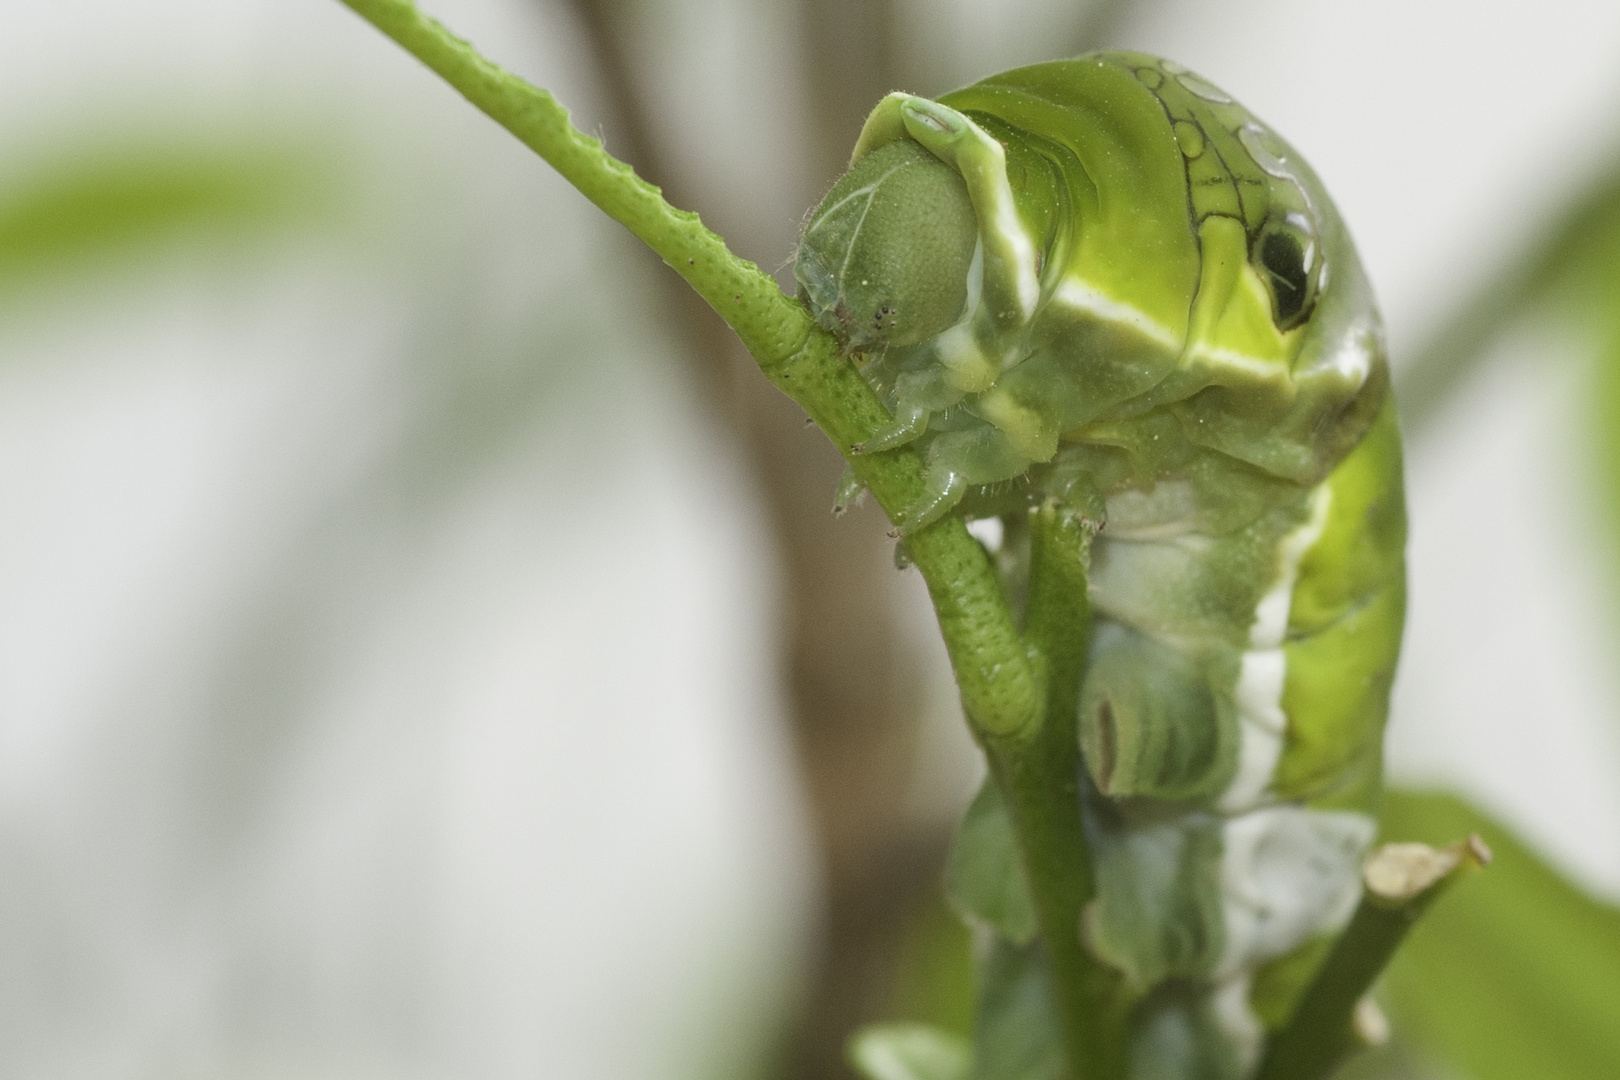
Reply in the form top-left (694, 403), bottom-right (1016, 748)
top-left (796, 55), bottom-right (1383, 530)
top-left (796, 138), bottom-right (979, 351)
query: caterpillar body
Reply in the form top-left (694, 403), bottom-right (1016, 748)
top-left (796, 54), bottom-right (1406, 1078)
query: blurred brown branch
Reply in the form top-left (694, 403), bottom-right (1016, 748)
top-left (550, 1), bottom-right (1158, 1075)
top-left (555, 1), bottom-right (946, 1078)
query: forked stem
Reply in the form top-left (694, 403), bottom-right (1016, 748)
top-left (332, 1), bottom-right (1110, 1075)
top-left (333, 0), bottom-right (1037, 749)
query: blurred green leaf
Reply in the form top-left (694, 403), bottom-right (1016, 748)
top-left (1377, 789), bottom-right (1620, 1080)
top-left (1331, 1040), bottom-right (1453, 1080)
top-left (0, 132), bottom-right (338, 290)
top-left (1585, 269), bottom-right (1620, 577)
top-left (880, 886), bottom-right (1063, 1080)
top-left (888, 892), bottom-right (975, 1037)
top-left (946, 779), bottom-right (1038, 945)
top-left (1397, 156), bottom-right (1620, 433)
top-left (972, 939), bottom-right (1064, 1080)
top-left (848, 1023), bottom-right (972, 1080)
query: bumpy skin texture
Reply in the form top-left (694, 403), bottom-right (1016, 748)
top-left (797, 53), bottom-right (1406, 1079)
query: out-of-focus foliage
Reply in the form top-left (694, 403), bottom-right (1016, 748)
top-left (1378, 790), bottom-right (1620, 1080)
top-left (0, 91), bottom-right (806, 1077)
top-left (945, 780), bottom-right (1038, 946)
top-left (968, 940), bottom-right (1065, 1080)
top-left (881, 786), bottom-right (1620, 1079)
top-left (887, 896), bottom-right (975, 1039)
top-left (847, 1023), bottom-right (970, 1080)
top-left (0, 134), bottom-right (338, 292)
top-left (11, 2), bottom-right (1620, 1079)
top-left (866, 786), bottom-right (1069, 1080)
top-left (1395, 148), bottom-right (1620, 424)
top-left (1585, 226), bottom-right (1620, 570)
top-left (1364, 129), bottom-right (1620, 1080)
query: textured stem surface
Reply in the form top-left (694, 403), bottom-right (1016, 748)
top-left (989, 502), bottom-right (1128, 1078)
top-left (329, 11), bottom-right (1134, 1073)
top-left (334, 0), bottom-right (1039, 743)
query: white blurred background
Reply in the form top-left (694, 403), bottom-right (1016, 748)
top-left (2, 1), bottom-right (1619, 1078)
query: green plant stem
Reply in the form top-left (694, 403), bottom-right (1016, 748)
top-left (333, 3), bottom-right (1114, 1074)
top-left (982, 503), bottom-right (1127, 1079)
top-left (1258, 836), bottom-right (1491, 1080)
top-left (332, 0), bottom-right (1039, 739)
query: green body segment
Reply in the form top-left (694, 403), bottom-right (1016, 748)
top-left (797, 53), bottom-right (1406, 1079)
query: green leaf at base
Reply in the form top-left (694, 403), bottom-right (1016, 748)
top-left (848, 1023), bottom-right (973, 1080)
top-left (1379, 789), bottom-right (1620, 1080)
top-left (946, 778), bottom-right (1039, 945)
top-left (973, 939), bottom-right (1066, 1080)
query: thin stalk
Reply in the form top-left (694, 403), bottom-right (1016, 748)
top-left (1258, 836), bottom-right (1492, 1080)
top-left (332, 0), bottom-right (1040, 744)
top-left (984, 502), bottom-right (1128, 1079)
top-left (553, 1), bottom-right (949, 1076)
top-left (332, 3), bottom-right (1122, 1074)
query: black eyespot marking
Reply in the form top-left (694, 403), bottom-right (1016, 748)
top-left (1254, 222), bottom-right (1317, 330)
top-left (1260, 230), bottom-right (1307, 324)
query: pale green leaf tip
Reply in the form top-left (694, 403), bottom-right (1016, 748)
top-left (848, 1022), bottom-right (972, 1080)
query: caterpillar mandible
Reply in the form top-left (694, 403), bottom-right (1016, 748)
top-left (797, 54), bottom-right (1406, 1079)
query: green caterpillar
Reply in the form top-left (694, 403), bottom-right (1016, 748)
top-left (797, 53), bottom-right (1406, 1078)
